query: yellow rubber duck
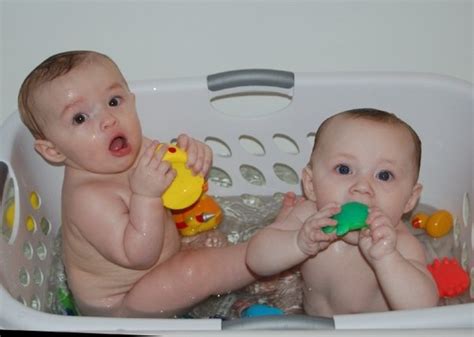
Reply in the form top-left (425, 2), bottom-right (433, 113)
top-left (411, 210), bottom-right (453, 238)
top-left (156, 144), bottom-right (223, 235)
top-left (156, 144), bottom-right (205, 210)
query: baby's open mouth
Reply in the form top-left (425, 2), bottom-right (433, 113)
top-left (109, 135), bottom-right (129, 153)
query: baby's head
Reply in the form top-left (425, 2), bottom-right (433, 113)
top-left (18, 51), bottom-right (141, 173)
top-left (303, 108), bottom-right (423, 227)
top-left (310, 108), bottom-right (422, 181)
top-left (18, 50), bottom-right (126, 140)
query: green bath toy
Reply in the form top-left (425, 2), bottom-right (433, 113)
top-left (322, 201), bottom-right (368, 236)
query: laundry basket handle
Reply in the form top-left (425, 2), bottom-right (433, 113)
top-left (207, 69), bottom-right (294, 91)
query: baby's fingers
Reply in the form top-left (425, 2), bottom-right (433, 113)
top-left (176, 134), bottom-right (190, 151)
top-left (307, 203), bottom-right (340, 222)
top-left (139, 140), bottom-right (161, 167)
top-left (200, 144), bottom-right (213, 176)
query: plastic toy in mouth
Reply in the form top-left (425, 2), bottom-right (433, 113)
top-left (322, 201), bottom-right (369, 236)
top-left (156, 144), bottom-right (204, 210)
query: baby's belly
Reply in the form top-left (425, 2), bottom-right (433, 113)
top-left (62, 227), bottom-right (181, 316)
top-left (301, 244), bottom-right (389, 316)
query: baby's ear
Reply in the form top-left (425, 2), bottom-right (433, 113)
top-left (34, 139), bottom-right (66, 164)
top-left (404, 183), bottom-right (423, 213)
top-left (301, 166), bottom-right (317, 201)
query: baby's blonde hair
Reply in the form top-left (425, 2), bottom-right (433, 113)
top-left (311, 108), bottom-right (422, 179)
top-left (18, 50), bottom-right (120, 139)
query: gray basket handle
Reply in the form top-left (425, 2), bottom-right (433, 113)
top-left (207, 69), bottom-right (294, 91)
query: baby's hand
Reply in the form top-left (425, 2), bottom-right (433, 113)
top-left (176, 134), bottom-right (212, 177)
top-left (358, 207), bottom-right (397, 263)
top-left (297, 203), bottom-right (339, 256)
top-left (129, 141), bottom-right (176, 198)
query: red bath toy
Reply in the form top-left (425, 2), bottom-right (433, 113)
top-left (427, 257), bottom-right (470, 298)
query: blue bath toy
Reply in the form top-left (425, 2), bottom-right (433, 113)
top-left (322, 201), bottom-right (368, 236)
top-left (241, 304), bottom-right (284, 318)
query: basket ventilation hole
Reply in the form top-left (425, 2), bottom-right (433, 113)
top-left (470, 267), bottom-right (474, 299)
top-left (273, 134), bottom-right (300, 154)
top-left (307, 132), bottom-right (316, 147)
top-left (205, 137), bottom-right (232, 157)
top-left (17, 295), bottom-right (27, 306)
top-left (461, 242), bottom-right (468, 270)
top-left (36, 241), bottom-right (48, 260)
top-left (29, 191), bottom-right (41, 210)
top-left (33, 266), bottom-right (44, 286)
top-left (273, 163), bottom-right (300, 185)
top-left (47, 291), bottom-right (54, 309)
top-left (208, 167), bottom-right (233, 188)
top-left (31, 295), bottom-right (41, 311)
top-left (2, 176), bottom-right (16, 242)
top-left (23, 241), bottom-right (33, 260)
top-left (19, 267), bottom-right (30, 287)
top-left (40, 217), bottom-right (51, 236)
top-left (240, 165), bottom-right (266, 186)
top-left (25, 215), bottom-right (37, 233)
top-left (462, 193), bottom-right (470, 228)
top-left (239, 136), bottom-right (265, 156)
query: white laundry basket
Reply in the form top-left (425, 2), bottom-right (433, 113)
top-left (0, 70), bottom-right (472, 333)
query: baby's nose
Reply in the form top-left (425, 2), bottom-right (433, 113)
top-left (100, 112), bottom-right (118, 130)
top-left (350, 176), bottom-right (374, 196)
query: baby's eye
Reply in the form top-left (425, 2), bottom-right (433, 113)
top-left (72, 113), bottom-right (87, 125)
top-left (377, 170), bottom-right (393, 182)
top-left (335, 164), bottom-right (351, 175)
top-left (108, 96), bottom-right (121, 107)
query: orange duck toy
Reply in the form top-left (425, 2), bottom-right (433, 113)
top-left (411, 210), bottom-right (453, 238)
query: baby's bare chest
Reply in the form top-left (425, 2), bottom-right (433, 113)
top-left (301, 243), bottom-right (387, 314)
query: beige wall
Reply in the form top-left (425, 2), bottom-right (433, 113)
top-left (1, 0), bottom-right (472, 125)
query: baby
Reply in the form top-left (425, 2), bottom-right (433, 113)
top-left (246, 108), bottom-right (439, 316)
top-left (18, 50), bottom-right (256, 318)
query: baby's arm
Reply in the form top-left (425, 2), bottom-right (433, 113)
top-left (359, 208), bottom-right (439, 309)
top-left (246, 198), bottom-right (338, 276)
top-left (125, 141), bottom-right (177, 267)
top-left (68, 141), bottom-right (175, 270)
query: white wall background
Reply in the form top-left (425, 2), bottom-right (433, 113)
top-left (1, 0), bottom-right (472, 125)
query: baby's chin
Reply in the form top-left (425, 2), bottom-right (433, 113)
top-left (340, 231), bottom-right (360, 245)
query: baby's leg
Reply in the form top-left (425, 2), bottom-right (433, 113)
top-left (120, 242), bottom-right (255, 318)
top-left (181, 229), bottom-right (228, 249)
top-left (269, 192), bottom-right (310, 230)
top-left (274, 192), bottom-right (298, 223)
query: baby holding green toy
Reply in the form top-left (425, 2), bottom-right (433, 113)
top-left (246, 108), bottom-right (439, 316)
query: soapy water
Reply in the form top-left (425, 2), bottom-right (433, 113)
top-left (47, 194), bottom-right (468, 318)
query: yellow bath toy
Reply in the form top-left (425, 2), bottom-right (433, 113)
top-left (4, 198), bottom-right (15, 230)
top-left (156, 144), bottom-right (205, 210)
top-left (411, 210), bottom-right (453, 238)
top-left (172, 192), bottom-right (223, 236)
